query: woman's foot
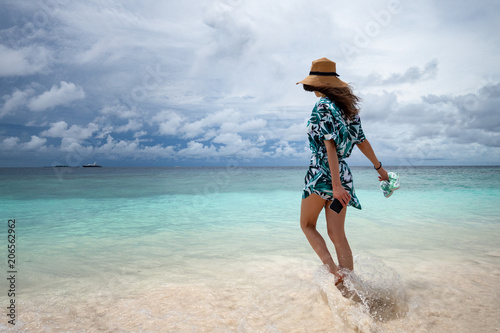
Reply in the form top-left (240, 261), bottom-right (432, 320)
top-left (334, 270), bottom-right (344, 286)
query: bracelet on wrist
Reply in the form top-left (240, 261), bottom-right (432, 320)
top-left (374, 162), bottom-right (382, 170)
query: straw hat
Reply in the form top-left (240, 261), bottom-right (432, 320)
top-left (297, 57), bottom-right (348, 88)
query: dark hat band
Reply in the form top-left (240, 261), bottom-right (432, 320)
top-left (309, 71), bottom-right (339, 77)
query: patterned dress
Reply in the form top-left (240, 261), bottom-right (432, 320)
top-left (302, 97), bottom-right (366, 209)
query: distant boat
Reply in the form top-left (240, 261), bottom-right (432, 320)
top-left (82, 162), bottom-right (102, 168)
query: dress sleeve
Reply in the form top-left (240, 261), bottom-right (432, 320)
top-left (318, 103), bottom-right (341, 148)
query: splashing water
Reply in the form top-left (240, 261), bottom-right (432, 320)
top-left (314, 256), bottom-right (409, 332)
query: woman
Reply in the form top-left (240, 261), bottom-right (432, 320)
top-left (297, 57), bottom-right (388, 285)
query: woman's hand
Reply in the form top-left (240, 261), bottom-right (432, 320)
top-left (377, 167), bottom-right (389, 181)
top-left (332, 184), bottom-right (351, 207)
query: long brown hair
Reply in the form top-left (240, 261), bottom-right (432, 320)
top-left (303, 84), bottom-right (361, 120)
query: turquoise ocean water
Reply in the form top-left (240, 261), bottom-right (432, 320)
top-left (0, 166), bottom-right (499, 332)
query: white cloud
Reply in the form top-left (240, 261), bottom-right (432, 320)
top-left (175, 133), bottom-right (266, 160)
top-left (271, 140), bottom-right (307, 159)
top-left (133, 130), bottom-right (148, 138)
top-left (177, 141), bottom-right (218, 158)
top-left (180, 109), bottom-right (237, 139)
top-left (94, 135), bottom-right (175, 159)
top-left (1, 88), bottom-right (35, 117)
top-left (100, 104), bottom-right (140, 119)
top-left (41, 121), bottom-right (69, 138)
top-left (212, 132), bottom-right (243, 146)
top-left (155, 111), bottom-right (185, 136)
top-left (28, 81), bottom-right (85, 111)
top-left (22, 135), bottom-right (47, 151)
top-left (212, 132), bottom-right (254, 156)
top-left (115, 120), bottom-right (143, 133)
top-left (155, 109), bottom-right (269, 143)
top-left (1, 137), bottom-right (20, 150)
top-left (41, 121), bottom-right (99, 141)
top-left (76, 36), bottom-right (128, 65)
top-left (0, 136), bottom-right (47, 151)
top-left (279, 123), bottom-right (307, 142)
top-left (0, 44), bottom-right (51, 77)
top-left (220, 118), bottom-right (266, 134)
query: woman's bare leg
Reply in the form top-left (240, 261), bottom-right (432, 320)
top-left (325, 202), bottom-right (353, 271)
top-left (300, 194), bottom-right (340, 274)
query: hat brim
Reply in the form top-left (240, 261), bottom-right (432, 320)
top-left (296, 75), bottom-right (348, 88)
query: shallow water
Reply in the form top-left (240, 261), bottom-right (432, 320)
top-left (0, 166), bottom-right (499, 332)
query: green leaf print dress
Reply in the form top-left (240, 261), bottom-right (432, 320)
top-left (302, 96), bottom-right (366, 209)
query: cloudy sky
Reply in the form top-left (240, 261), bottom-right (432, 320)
top-left (1, 0), bottom-right (499, 167)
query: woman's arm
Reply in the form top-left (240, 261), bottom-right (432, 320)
top-left (356, 139), bottom-right (389, 181)
top-left (324, 139), bottom-right (351, 207)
